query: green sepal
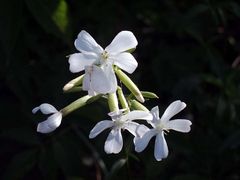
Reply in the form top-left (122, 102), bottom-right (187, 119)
top-left (117, 87), bottom-right (129, 112)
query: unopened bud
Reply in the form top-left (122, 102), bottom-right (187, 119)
top-left (63, 75), bottom-right (84, 91)
top-left (115, 68), bottom-right (144, 103)
top-left (129, 100), bottom-right (149, 112)
top-left (108, 93), bottom-right (119, 112)
top-left (141, 91), bottom-right (159, 99)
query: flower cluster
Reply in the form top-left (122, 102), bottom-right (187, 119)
top-left (33, 30), bottom-right (192, 161)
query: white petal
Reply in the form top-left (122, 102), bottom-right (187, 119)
top-left (160, 100), bottom-right (186, 123)
top-left (154, 132), bottom-right (168, 161)
top-left (88, 89), bottom-right (97, 96)
top-left (122, 110), bottom-right (153, 122)
top-left (82, 65), bottom-right (111, 94)
top-left (102, 64), bottom-right (117, 93)
top-left (74, 30), bottom-right (103, 54)
top-left (112, 52), bottom-right (138, 74)
top-left (104, 129), bottom-right (123, 154)
top-left (136, 124), bottom-right (150, 137)
top-left (32, 103), bottom-right (58, 115)
top-left (165, 119), bottom-right (192, 133)
top-left (150, 106), bottom-right (160, 126)
top-left (82, 66), bottom-right (92, 93)
top-left (37, 112), bottom-right (62, 133)
top-left (68, 53), bottom-right (97, 73)
top-left (32, 107), bottom-right (40, 114)
top-left (89, 120), bottom-right (114, 139)
top-left (151, 106), bottom-right (159, 120)
top-left (82, 71), bottom-right (97, 96)
top-left (105, 31), bottom-right (138, 54)
top-left (123, 121), bottom-right (140, 136)
top-left (91, 65), bottom-right (113, 94)
top-left (134, 129), bottom-right (157, 152)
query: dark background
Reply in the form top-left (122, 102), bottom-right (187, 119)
top-left (0, 0), bottom-right (240, 179)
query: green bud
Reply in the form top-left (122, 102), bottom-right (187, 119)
top-left (61, 95), bottom-right (101, 116)
top-left (63, 75), bottom-right (84, 92)
top-left (108, 93), bottom-right (119, 112)
top-left (129, 100), bottom-right (149, 112)
top-left (117, 87), bottom-right (129, 112)
top-left (115, 68), bottom-right (144, 103)
top-left (141, 91), bottom-right (159, 99)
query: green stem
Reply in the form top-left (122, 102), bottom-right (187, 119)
top-left (61, 95), bottom-right (102, 116)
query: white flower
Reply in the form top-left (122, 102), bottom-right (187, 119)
top-left (69, 30), bottom-right (138, 95)
top-left (134, 100), bottom-right (192, 161)
top-left (32, 103), bottom-right (62, 133)
top-left (89, 110), bottom-right (152, 154)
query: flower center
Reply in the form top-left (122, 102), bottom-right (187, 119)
top-left (156, 123), bottom-right (169, 133)
top-left (114, 119), bottom-right (125, 129)
top-left (101, 51), bottom-right (109, 61)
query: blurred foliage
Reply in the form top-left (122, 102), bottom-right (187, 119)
top-left (0, 0), bottom-right (240, 179)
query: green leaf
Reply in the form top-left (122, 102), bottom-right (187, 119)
top-left (0, 128), bottom-right (40, 145)
top-left (52, 0), bottom-right (69, 33)
top-left (173, 174), bottom-right (208, 180)
top-left (106, 159), bottom-right (127, 180)
top-left (3, 149), bottom-right (37, 180)
top-left (0, 0), bottom-right (23, 63)
top-left (24, 0), bottom-right (70, 42)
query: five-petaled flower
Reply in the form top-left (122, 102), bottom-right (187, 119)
top-left (134, 100), bottom-right (192, 161)
top-left (32, 103), bottom-right (62, 133)
top-left (89, 110), bottom-right (152, 154)
top-left (69, 30), bottom-right (138, 96)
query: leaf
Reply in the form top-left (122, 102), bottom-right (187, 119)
top-left (38, 145), bottom-right (59, 179)
top-left (0, 0), bottom-right (23, 64)
top-left (52, 0), bottom-right (69, 33)
top-left (173, 174), bottom-right (208, 180)
top-left (228, 2), bottom-right (240, 18)
top-left (220, 130), bottom-right (240, 151)
top-left (106, 159), bottom-right (127, 180)
top-left (52, 139), bottom-right (84, 178)
top-left (3, 149), bottom-right (37, 180)
top-left (0, 128), bottom-right (40, 145)
top-left (24, 0), bottom-right (70, 42)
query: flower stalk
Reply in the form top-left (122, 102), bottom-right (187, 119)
top-left (61, 95), bottom-right (101, 116)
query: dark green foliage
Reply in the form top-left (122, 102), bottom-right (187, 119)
top-left (0, 0), bottom-right (240, 179)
